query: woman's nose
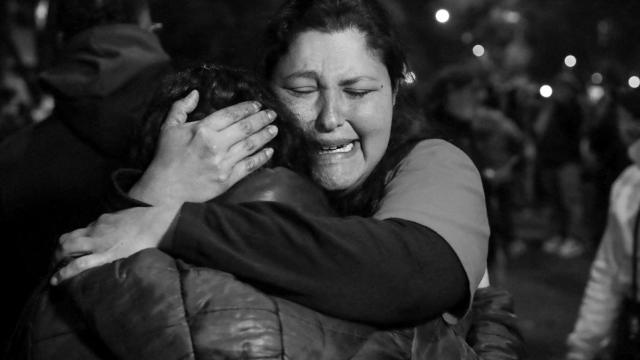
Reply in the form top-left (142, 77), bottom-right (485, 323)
top-left (315, 92), bottom-right (345, 132)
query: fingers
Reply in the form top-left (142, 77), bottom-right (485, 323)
top-left (220, 109), bottom-right (277, 147)
top-left (50, 252), bottom-right (111, 286)
top-left (200, 101), bottom-right (263, 131)
top-left (225, 124), bottom-right (278, 165)
top-left (190, 108), bottom-right (277, 158)
top-left (57, 235), bottom-right (98, 260)
top-left (55, 227), bottom-right (92, 262)
top-left (228, 147), bottom-right (275, 184)
top-left (164, 90), bottom-right (199, 127)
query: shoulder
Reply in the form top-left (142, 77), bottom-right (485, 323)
top-left (610, 164), bottom-right (640, 217)
top-left (392, 139), bottom-right (482, 189)
top-left (376, 139), bottom-right (489, 294)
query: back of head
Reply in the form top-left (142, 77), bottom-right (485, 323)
top-left (132, 64), bottom-right (310, 175)
top-left (56, 0), bottom-right (150, 40)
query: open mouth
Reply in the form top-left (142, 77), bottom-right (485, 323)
top-left (318, 141), bottom-right (355, 155)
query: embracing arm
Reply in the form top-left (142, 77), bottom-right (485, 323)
top-left (163, 200), bottom-right (467, 327)
top-left (54, 135), bottom-right (487, 327)
top-left (161, 140), bottom-right (488, 326)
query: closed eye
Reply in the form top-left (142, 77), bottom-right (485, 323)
top-left (286, 87), bottom-right (317, 96)
top-left (345, 89), bottom-right (374, 98)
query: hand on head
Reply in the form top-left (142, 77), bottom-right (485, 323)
top-left (129, 89), bottom-right (278, 206)
top-left (51, 88), bottom-right (279, 285)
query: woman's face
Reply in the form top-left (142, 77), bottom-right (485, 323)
top-left (271, 29), bottom-right (394, 192)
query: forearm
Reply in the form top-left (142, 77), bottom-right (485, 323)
top-left (163, 200), bottom-right (468, 327)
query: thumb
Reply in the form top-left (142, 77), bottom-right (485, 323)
top-left (165, 89), bottom-right (199, 127)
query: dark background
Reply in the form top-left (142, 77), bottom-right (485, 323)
top-left (5, 0), bottom-right (640, 94)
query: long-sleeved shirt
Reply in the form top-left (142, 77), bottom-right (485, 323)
top-left (567, 164), bottom-right (640, 359)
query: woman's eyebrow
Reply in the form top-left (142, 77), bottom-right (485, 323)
top-left (283, 70), bottom-right (318, 81)
top-left (339, 76), bottom-right (380, 86)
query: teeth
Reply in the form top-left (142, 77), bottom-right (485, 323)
top-left (319, 142), bottom-right (354, 154)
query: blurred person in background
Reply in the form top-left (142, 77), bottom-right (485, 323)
top-left (535, 71), bottom-right (587, 258)
top-left (580, 83), bottom-right (630, 250)
top-left (424, 64), bottom-right (525, 277)
top-left (566, 88), bottom-right (640, 360)
top-left (0, 0), bottom-right (171, 350)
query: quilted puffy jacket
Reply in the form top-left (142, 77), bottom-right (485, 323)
top-left (10, 168), bottom-right (523, 359)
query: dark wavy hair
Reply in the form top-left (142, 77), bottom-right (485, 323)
top-left (260, 0), bottom-right (433, 215)
top-left (130, 63), bottom-right (310, 175)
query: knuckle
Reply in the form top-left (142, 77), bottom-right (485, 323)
top-left (216, 171), bottom-right (230, 182)
top-left (245, 158), bottom-right (256, 172)
top-left (244, 138), bottom-right (256, 152)
top-left (240, 119), bottom-right (253, 135)
top-left (211, 154), bottom-right (224, 167)
top-left (201, 142), bottom-right (218, 157)
top-left (194, 125), bottom-right (210, 140)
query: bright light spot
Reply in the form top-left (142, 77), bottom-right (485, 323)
top-left (435, 9), bottom-right (450, 23)
top-left (503, 11), bottom-right (521, 24)
top-left (587, 85), bottom-right (605, 103)
top-left (540, 85), bottom-right (553, 98)
top-left (472, 44), bottom-right (485, 57)
top-left (629, 76), bottom-right (640, 88)
top-left (404, 71), bottom-right (417, 85)
top-left (34, 0), bottom-right (49, 30)
top-left (591, 72), bottom-right (603, 84)
top-left (564, 55), bottom-right (577, 68)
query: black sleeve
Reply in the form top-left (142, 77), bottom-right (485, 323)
top-left (163, 200), bottom-right (469, 327)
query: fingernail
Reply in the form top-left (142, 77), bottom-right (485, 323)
top-left (254, 101), bottom-right (262, 111)
top-left (265, 148), bottom-right (274, 157)
top-left (50, 275), bottom-right (59, 286)
top-left (267, 125), bottom-right (278, 135)
top-left (187, 89), bottom-right (198, 100)
top-left (266, 110), bottom-right (277, 121)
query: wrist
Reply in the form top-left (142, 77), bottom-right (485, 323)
top-left (129, 167), bottom-right (183, 207)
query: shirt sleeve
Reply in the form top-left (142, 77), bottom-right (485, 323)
top-left (375, 139), bottom-right (490, 302)
top-left (566, 168), bottom-right (636, 360)
top-left (166, 201), bottom-right (467, 327)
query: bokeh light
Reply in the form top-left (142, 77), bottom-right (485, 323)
top-left (587, 85), bottom-right (605, 103)
top-left (435, 9), bottom-right (450, 23)
top-left (564, 55), bottom-right (577, 68)
top-left (472, 44), bottom-right (485, 57)
top-left (591, 72), bottom-right (603, 84)
top-left (540, 85), bottom-right (553, 98)
top-left (503, 10), bottom-right (521, 24)
top-left (629, 76), bottom-right (640, 88)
